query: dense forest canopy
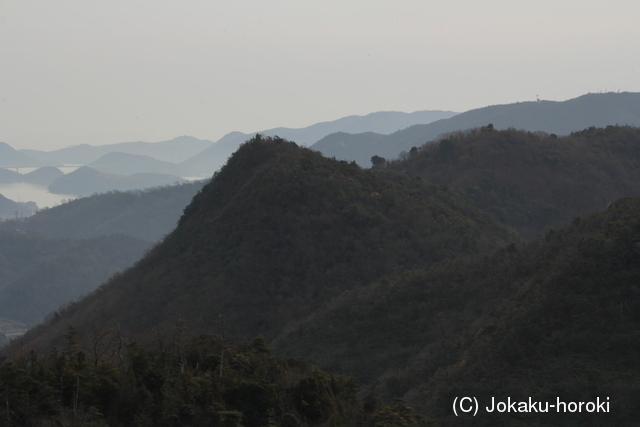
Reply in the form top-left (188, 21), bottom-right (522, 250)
top-left (1, 330), bottom-right (439, 426)
top-left (387, 125), bottom-right (640, 239)
top-left (15, 135), bottom-right (515, 352)
top-left (4, 128), bottom-right (640, 426)
top-left (275, 196), bottom-right (640, 425)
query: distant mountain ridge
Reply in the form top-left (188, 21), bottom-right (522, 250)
top-left (22, 167), bottom-right (64, 186)
top-left (0, 167), bottom-right (64, 186)
top-left (0, 180), bottom-right (206, 326)
top-left (10, 92), bottom-right (640, 176)
top-left (6, 93), bottom-right (639, 211)
top-left (311, 92), bottom-right (640, 166)
top-left (48, 166), bottom-right (186, 196)
top-left (17, 179), bottom-right (206, 242)
top-left (0, 142), bottom-right (42, 168)
top-left (21, 135), bottom-right (214, 166)
top-left (7, 131), bottom-right (640, 424)
top-left (251, 110), bottom-right (459, 145)
top-left (11, 111), bottom-right (457, 180)
top-left (179, 110), bottom-right (458, 177)
top-left (88, 152), bottom-right (187, 176)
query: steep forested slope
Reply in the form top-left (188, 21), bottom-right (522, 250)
top-left (0, 182), bottom-right (205, 328)
top-left (19, 135), bottom-right (515, 350)
top-left (387, 125), bottom-right (640, 239)
top-left (7, 134), bottom-right (640, 425)
top-left (275, 196), bottom-right (640, 426)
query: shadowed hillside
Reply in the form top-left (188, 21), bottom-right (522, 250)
top-left (18, 135), bottom-right (515, 351)
top-left (0, 181), bottom-right (206, 329)
top-left (274, 196), bottom-right (640, 426)
top-left (387, 125), bottom-right (640, 239)
top-left (5, 134), bottom-right (640, 425)
top-left (0, 230), bottom-right (150, 326)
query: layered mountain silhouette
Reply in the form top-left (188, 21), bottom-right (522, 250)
top-left (180, 110), bottom-right (457, 177)
top-left (22, 166), bottom-right (65, 186)
top-left (6, 129), bottom-right (640, 425)
top-left (311, 92), bottom-right (640, 166)
top-left (5, 93), bottom-right (640, 425)
top-left (88, 152), bottom-right (187, 176)
top-left (0, 180), bottom-right (206, 327)
top-left (19, 135), bottom-right (515, 350)
top-left (0, 142), bottom-right (43, 168)
top-left (48, 166), bottom-right (185, 196)
top-left (18, 179), bottom-right (206, 241)
top-left (21, 135), bottom-right (214, 165)
top-left (0, 166), bottom-right (63, 186)
top-left (0, 168), bottom-right (23, 184)
top-left (16, 111), bottom-right (456, 180)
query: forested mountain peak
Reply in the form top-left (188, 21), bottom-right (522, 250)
top-left (18, 135), bottom-right (516, 351)
top-left (4, 134), bottom-right (640, 425)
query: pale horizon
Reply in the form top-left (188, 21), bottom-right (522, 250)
top-left (2, 0), bottom-right (639, 151)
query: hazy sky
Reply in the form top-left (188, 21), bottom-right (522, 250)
top-left (2, 0), bottom-right (639, 150)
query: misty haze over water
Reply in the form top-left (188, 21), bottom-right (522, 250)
top-left (0, 182), bottom-right (75, 210)
top-left (0, 167), bottom-right (80, 209)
